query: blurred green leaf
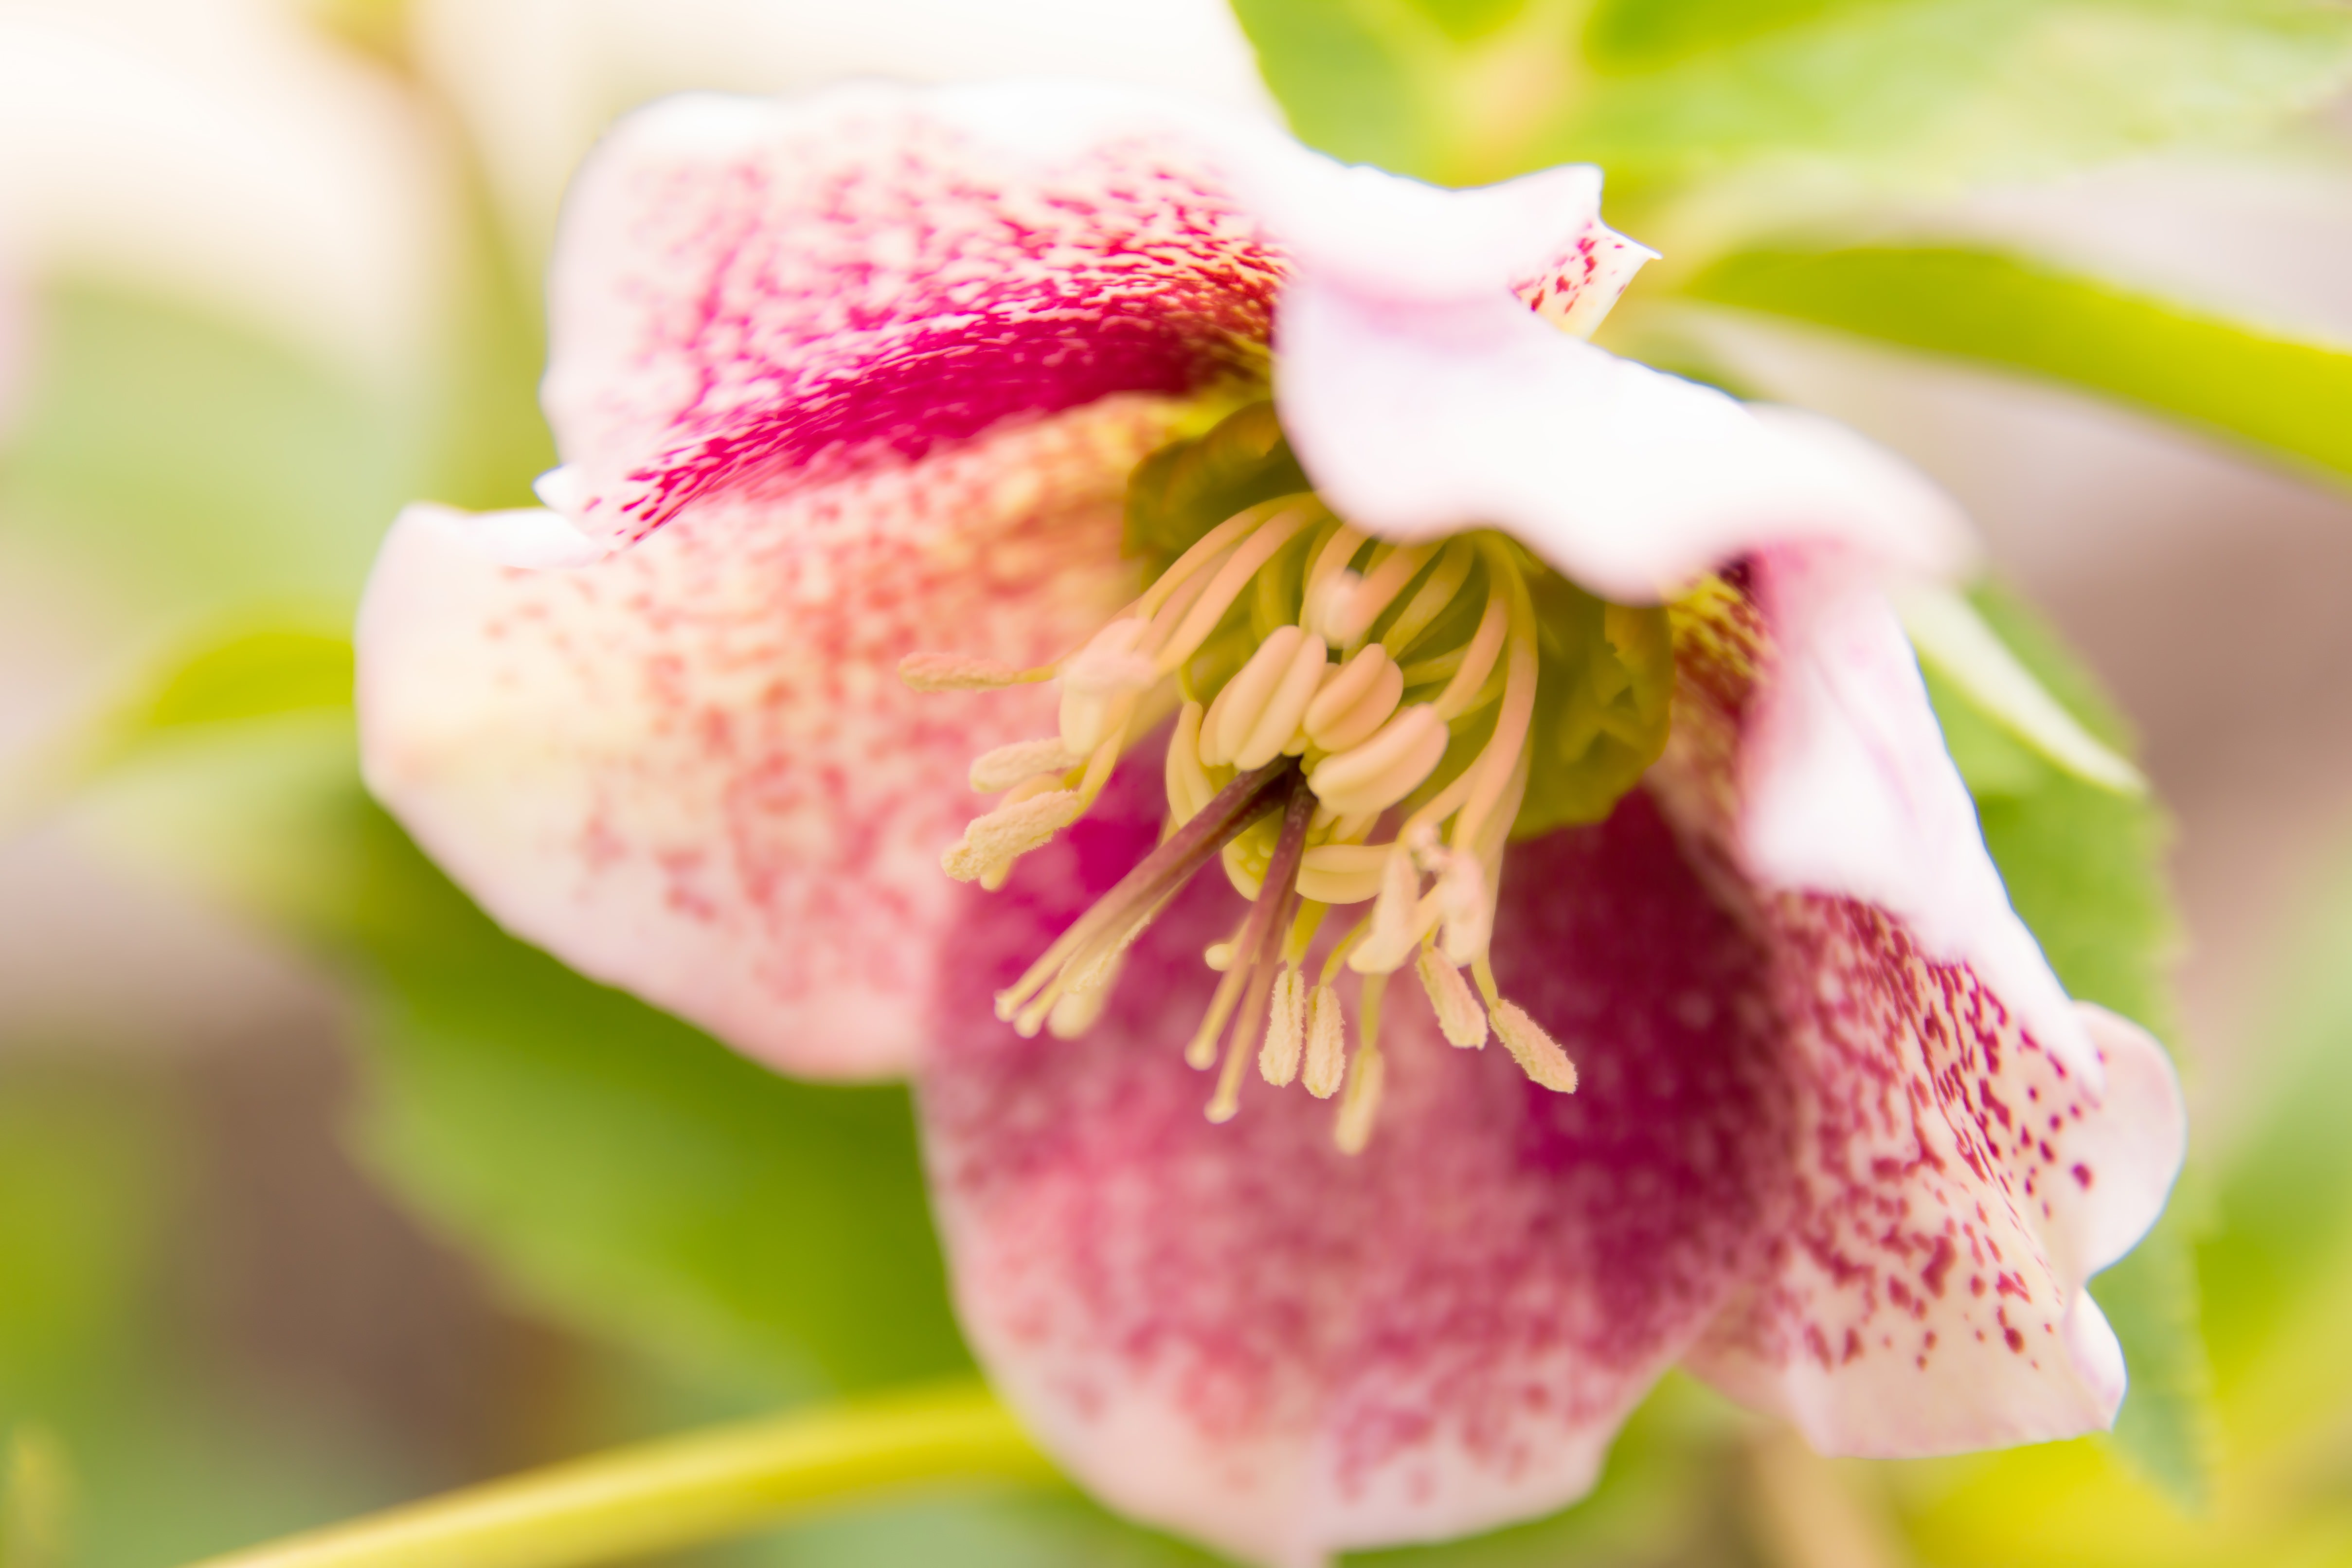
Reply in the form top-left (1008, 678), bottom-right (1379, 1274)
top-left (65, 649), bottom-right (974, 1396)
top-left (0, 284), bottom-right (420, 617)
top-left (1235, 0), bottom-right (2352, 190)
top-left (1567, 0), bottom-right (2352, 192)
top-left (341, 793), bottom-right (975, 1395)
top-left (1686, 246), bottom-right (2352, 486)
top-left (1926, 584), bottom-right (2210, 1498)
top-left (0, 1426), bottom-right (73, 1568)
top-left (1227, 0), bottom-right (1438, 174)
top-left (2196, 834), bottom-right (2352, 1390)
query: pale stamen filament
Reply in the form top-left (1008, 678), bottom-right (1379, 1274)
top-left (1379, 540), bottom-right (1478, 656)
top-left (1431, 597), bottom-right (1509, 721)
top-left (1449, 546), bottom-right (1542, 854)
top-left (1323, 541), bottom-right (1437, 648)
top-left (1154, 502), bottom-right (1321, 676)
top-left (1134, 496), bottom-right (1297, 620)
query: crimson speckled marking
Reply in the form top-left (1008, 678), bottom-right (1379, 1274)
top-left (556, 108), bottom-right (1283, 542)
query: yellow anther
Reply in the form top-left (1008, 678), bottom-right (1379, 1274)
top-left (1238, 633), bottom-right (1329, 769)
top-left (969, 737), bottom-right (1077, 793)
top-left (1492, 1000), bottom-right (1578, 1093)
top-left (1333, 1042), bottom-right (1385, 1155)
top-left (942, 788), bottom-right (1082, 884)
top-left (1303, 645), bottom-right (1403, 754)
top-left (1296, 842), bottom-right (1391, 905)
top-left (1307, 704), bottom-right (1448, 819)
top-left (899, 651), bottom-right (1050, 690)
top-left (1202, 625), bottom-right (1305, 767)
top-left (1416, 945), bottom-right (1490, 1048)
top-left (1303, 983), bottom-right (1347, 1098)
top-left (1259, 968), bottom-right (1307, 1086)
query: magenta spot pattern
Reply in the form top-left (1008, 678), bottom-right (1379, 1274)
top-left (556, 107), bottom-right (1285, 542)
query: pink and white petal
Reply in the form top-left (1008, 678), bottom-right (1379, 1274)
top-left (1273, 283), bottom-right (1976, 604)
top-left (920, 763), bottom-right (1796, 1568)
top-left (1228, 152), bottom-right (1648, 329)
top-left (1736, 546), bottom-right (2089, 1079)
top-left (358, 398), bottom-right (1174, 1078)
top-left (539, 80), bottom-right (1288, 549)
top-left (1683, 897), bottom-right (2187, 1457)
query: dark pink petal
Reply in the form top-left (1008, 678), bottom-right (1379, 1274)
top-left (920, 759), bottom-right (1795, 1566)
top-left (359, 401), bottom-right (1170, 1077)
top-left (540, 82), bottom-right (1286, 548)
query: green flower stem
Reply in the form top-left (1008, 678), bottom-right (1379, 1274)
top-left (184, 1382), bottom-right (1056, 1568)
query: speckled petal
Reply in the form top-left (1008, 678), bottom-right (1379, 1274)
top-left (358, 399), bottom-right (1173, 1077)
top-left (920, 759), bottom-right (1795, 1568)
top-left (1682, 907), bottom-right (2185, 1455)
top-left (1654, 565), bottom-right (2186, 1454)
top-left (539, 80), bottom-right (1287, 549)
top-left (537, 77), bottom-right (1651, 553)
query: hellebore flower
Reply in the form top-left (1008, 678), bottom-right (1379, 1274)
top-left (357, 81), bottom-right (2187, 1568)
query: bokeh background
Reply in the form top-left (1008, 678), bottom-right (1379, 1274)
top-left (3, 1), bottom-right (2351, 1564)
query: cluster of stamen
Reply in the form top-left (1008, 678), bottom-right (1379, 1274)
top-left (905, 415), bottom-right (1665, 1151)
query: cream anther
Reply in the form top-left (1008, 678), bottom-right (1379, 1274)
top-left (1417, 947), bottom-right (1489, 1048)
top-left (1493, 1000), bottom-right (1578, 1092)
top-left (942, 788), bottom-right (1082, 884)
top-left (1308, 704), bottom-right (1448, 818)
top-left (1296, 843), bottom-right (1390, 904)
top-left (1333, 1045), bottom-right (1385, 1155)
top-left (1201, 625), bottom-right (1301, 765)
top-left (969, 737), bottom-right (1077, 793)
top-left (899, 651), bottom-right (1047, 690)
top-left (1237, 633), bottom-right (1329, 769)
top-left (1304, 985), bottom-right (1347, 1098)
top-left (1259, 969), bottom-right (1306, 1085)
top-left (1304, 646), bottom-right (1403, 753)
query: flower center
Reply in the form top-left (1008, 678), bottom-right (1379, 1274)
top-left (903, 402), bottom-right (1673, 1151)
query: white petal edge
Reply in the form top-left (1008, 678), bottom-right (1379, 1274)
top-left (1274, 281), bottom-right (1977, 605)
top-left (1739, 547), bottom-right (2097, 1082)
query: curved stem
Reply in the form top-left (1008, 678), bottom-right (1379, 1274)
top-left (183, 1382), bottom-right (1054, 1568)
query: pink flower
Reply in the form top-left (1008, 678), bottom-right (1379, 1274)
top-left (356, 81), bottom-right (2186, 1568)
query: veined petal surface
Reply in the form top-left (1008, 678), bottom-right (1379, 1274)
top-left (359, 399), bottom-right (1170, 1077)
